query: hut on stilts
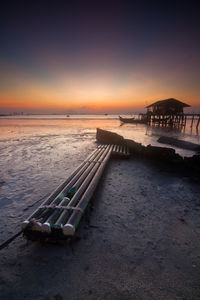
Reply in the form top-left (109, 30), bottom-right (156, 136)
top-left (146, 98), bottom-right (191, 127)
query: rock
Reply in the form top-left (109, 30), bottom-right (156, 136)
top-left (183, 155), bottom-right (200, 172)
top-left (145, 145), bottom-right (183, 162)
top-left (96, 128), bottom-right (124, 145)
top-left (95, 128), bottom-right (200, 178)
top-left (158, 136), bottom-right (200, 151)
top-left (54, 293), bottom-right (63, 300)
top-left (124, 139), bottom-right (145, 154)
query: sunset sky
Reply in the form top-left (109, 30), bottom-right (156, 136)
top-left (0, 1), bottom-right (200, 114)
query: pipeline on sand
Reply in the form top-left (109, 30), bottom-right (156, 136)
top-left (21, 144), bottom-right (130, 241)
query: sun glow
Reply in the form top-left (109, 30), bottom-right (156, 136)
top-left (0, 69), bottom-right (148, 113)
top-left (0, 62), bottom-right (199, 113)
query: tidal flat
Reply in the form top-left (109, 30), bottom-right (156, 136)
top-left (0, 115), bottom-right (199, 299)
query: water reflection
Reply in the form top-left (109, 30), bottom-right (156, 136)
top-left (0, 115), bottom-right (199, 157)
top-left (145, 120), bottom-right (199, 141)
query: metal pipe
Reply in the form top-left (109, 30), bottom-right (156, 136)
top-left (21, 146), bottom-right (103, 230)
top-left (39, 146), bottom-right (109, 230)
top-left (22, 161), bottom-right (92, 230)
top-left (123, 146), bottom-right (126, 156)
top-left (41, 161), bottom-right (101, 229)
top-left (53, 163), bottom-right (100, 227)
top-left (119, 145), bottom-right (123, 154)
top-left (54, 145), bottom-right (111, 227)
top-left (62, 145), bottom-right (113, 236)
top-left (113, 145), bottom-right (117, 152)
top-left (36, 156), bottom-right (103, 232)
top-left (40, 197), bottom-right (71, 233)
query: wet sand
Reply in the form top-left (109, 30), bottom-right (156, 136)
top-left (0, 157), bottom-right (200, 300)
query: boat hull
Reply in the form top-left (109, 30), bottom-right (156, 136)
top-left (119, 116), bottom-right (147, 124)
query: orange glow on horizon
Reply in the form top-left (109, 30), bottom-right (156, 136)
top-left (0, 97), bottom-right (145, 111)
top-left (0, 69), bottom-right (199, 113)
top-left (0, 95), bottom-right (199, 113)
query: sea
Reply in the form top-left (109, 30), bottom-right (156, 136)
top-left (0, 114), bottom-right (199, 243)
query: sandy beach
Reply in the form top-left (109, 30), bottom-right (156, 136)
top-left (0, 116), bottom-right (200, 299)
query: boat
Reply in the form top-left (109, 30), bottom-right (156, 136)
top-left (119, 116), bottom-right (147, 124)
top-left (119, 116), bottom-right (136, 123)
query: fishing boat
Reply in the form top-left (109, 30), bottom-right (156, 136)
top-left (119, 116), bottom-right (135, 123)
top-left (119, 116), bottom-right (147, 124)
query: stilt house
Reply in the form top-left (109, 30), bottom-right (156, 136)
top-left (146, 98), bottom-right (190, 115)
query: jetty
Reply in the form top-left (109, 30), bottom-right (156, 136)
top-left (22, 143), bottom-right (130, 240)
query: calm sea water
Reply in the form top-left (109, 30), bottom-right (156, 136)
top-left (0, 114), bottom-right (199, 243)
top-left (0, 114), bottom-right (199, 154)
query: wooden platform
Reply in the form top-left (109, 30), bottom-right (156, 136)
top-left (22, 144), bottom-right (130, 240)
top-left (148, 113), bottom-right (200, 129)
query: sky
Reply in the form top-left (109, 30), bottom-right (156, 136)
top-left (0, 1), bottom-right (200, 114)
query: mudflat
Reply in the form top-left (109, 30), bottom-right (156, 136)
top-left (0, 157), bottom-right (199, 300)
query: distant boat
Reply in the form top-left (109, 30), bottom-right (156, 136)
top-left (119, 116), bottom-right (147, 124)
top-left (66, 115), bottom-right (70, 117)
top-left (119, 116), bottom-right (135, 123)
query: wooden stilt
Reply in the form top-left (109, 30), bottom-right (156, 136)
top-left (196, 116), bottom-right (200, 129)
top-left (191, 115), bottom-right (194, 128)
top-left (184, 115), bottom-right (187, 126)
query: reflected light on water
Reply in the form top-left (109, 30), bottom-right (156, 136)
top-left (0, 114), bottom-right (199, 157)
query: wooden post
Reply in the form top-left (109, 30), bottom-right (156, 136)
top-left (179, 115), bottom-right (182, 126)
top-left (191, 115), bottom-right (194, 128)
top-left (181, 114), bottom-right (184, 125)
top-left (171, 115), bottom-right (173, 125)
top-left (184, 115), bottom-right (187, 127)
top-left (196, 116), bottom-right (200, 129)
top-left (174, 114), bottom-right (177, 125)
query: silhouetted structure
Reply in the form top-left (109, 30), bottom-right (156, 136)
top-left (144, 98), bottom-right (200, 129)
top-left (146, 98), bottom-right (190, 115)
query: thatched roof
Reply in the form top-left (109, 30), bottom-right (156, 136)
top-left (146, 98), bottom-right (190, 108)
